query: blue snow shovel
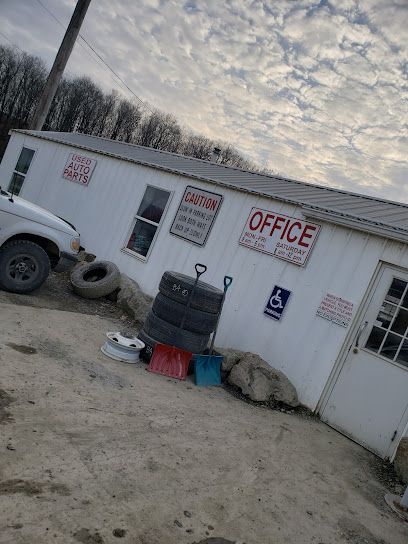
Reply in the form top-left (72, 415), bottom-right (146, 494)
top-left (194, 275), bottom-right (233, 386)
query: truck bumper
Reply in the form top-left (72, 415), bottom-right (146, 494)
top-left (54, 251), bottom-right (78, 272)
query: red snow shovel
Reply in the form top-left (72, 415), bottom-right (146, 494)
top-left (147, 263), bottom-right (207, 380)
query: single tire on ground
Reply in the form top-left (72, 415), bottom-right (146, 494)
top-left (152, 292), bottom-right (219, 334)
top-left (70, 260), bottom-right (120, 299)
top-left (0, 240), bottom-right (50, 294)
top-left (138, 329), bottom-right (157, 362)
top-left (159, 271), bottom-right (224, 314)
top-left (143, 311), bottom-right (210, 353)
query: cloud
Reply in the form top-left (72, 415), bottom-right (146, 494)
top-left (1, 0), bottom-right (407, 203)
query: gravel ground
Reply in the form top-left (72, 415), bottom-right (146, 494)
top-left (0, 302), bottom-right (407, 544)
top-left (0, 270), bottom-right (135, 331)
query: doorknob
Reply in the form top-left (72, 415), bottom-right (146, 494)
top-left (353, 321), bottom-right (369, 353)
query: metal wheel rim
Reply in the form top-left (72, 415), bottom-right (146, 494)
top-left (6, 253), bottom-right (39, 284)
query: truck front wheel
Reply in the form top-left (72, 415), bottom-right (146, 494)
top-left (0, 240), bottom-right (51, 294)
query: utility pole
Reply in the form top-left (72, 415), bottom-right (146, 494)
top-left (30, 0), bottom-right (92, 130)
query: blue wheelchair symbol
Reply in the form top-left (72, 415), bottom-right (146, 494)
top-left (264, 286), bottom-right (291, 321)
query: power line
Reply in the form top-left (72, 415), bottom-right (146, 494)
top-left (33, 0), bottom-right (153, 112)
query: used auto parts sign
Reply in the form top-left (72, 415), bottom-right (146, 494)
top-left (239, 207), bottom-right (320, 266)
top-left (62, 153), bottom-right (96, 186)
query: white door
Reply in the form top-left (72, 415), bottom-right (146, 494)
top-left (321, 265), bottom-right (408, 459)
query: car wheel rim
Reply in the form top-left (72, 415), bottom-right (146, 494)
top-left (7, 254), bottom-right (39, 284)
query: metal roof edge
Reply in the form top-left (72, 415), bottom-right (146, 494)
top-left (302, 206), bottom-right (408, 244)
top-left (10, 129), bottom-right (304, 204)
top-left (11, 130), bottom-right (408, 244)
top-left (12, 129), bottom-right (408, 211)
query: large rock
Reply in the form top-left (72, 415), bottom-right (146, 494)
top-left (217, 347), bottom-right (245, 374)
top-left (227, 352), bottom-right (299, 407)
top-left (394, 437), bottom-right (408, 484)
top-left (116, 274), bottom-right (153, 327)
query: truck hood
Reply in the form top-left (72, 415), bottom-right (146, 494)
top-left (10, 196), bottom-right (78, 236)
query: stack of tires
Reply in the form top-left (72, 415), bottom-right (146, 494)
top-left (139, 270), bottom-right (224, 362)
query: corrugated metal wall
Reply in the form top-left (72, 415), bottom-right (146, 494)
top-left (2, 132), bottom-right (408, 410)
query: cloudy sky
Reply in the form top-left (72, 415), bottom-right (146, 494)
top-left (1, 0), bottom-right (407, 202)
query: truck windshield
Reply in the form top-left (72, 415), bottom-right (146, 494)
top-left (0, 186), bottom-right (10, 196)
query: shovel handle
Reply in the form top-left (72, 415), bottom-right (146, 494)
top-left (195, 263), bottom-right (207, 278)
top-left (209, 275), bottom-right (233, 355)
top-left (179, 263), bottom-right (207, 332)
top-left (224, 276), bottom-right (233, 290)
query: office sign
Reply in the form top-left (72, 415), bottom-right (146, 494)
top-left (239, 207), bottom-right (320, 266)
top-left (317, 293), bottom-right (354, 327)
top-left (62, 153), bottom-right (96, 186)
top-left (264, 285), bottom-right (291, 321)
top-left (170, 186), bottom-right (223, 246)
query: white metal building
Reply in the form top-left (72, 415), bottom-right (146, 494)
top-left (1, 129), bottom-right (408, 463)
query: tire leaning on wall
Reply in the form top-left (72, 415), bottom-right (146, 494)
top-left (152, 292), bottom-right (219, 334)
top-left (143, 311), bottom-right (210, 353)
top-left (70, 260), bottom-right (121, 299)
top-left (159, 271), bottom-right (224, 314)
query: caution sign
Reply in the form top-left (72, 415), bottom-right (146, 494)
top-left (240, 207), bottom-right (320, 266)
top-left (62, 153), bottom-right (97, 186)
top-left (170, 186), bottom-right (223, 246)
top-left (264, 285), bottom-right (291, 321)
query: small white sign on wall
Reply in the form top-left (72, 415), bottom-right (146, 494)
top-left (317, 293), bottom-right (354, 327)
top-left (62, 153), bottom-right (96, 186)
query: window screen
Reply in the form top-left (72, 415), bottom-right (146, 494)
top-left (8, 147), bottom-right (35, 195)
top-left (126, 186), bottom-right (170, 259)
top-left (365, 278), bottom-right (408, 368)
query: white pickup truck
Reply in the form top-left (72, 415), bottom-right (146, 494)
top-left (0, 186), bottom-right (80, 293)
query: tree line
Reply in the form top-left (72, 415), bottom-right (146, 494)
top-left (0, 44), bottom-right (260, 170)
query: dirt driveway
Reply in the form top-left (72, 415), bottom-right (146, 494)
top-left (0, 281), bottom-right (407, 544)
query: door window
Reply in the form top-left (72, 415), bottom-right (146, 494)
top-left (365, 278), bottom-right (408, 368)
top-left (8, 147), bottom-right (35, 195)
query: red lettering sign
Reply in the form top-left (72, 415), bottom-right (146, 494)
top-left (62, 153), bottom-right (96, 186)
top-left (239, 207), bottom-right (321, 266)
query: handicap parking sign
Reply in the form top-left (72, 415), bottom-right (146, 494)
top-left (264, 285), bottom-right (291, 321)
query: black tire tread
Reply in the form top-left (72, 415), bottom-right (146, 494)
top-left (159, 271), bottom-right (223, 314)
top-left (143, 311), bottom-right (209, 353)
top-left (138, 329), bottom-right (157, 362)
top-left (152, 292), bottom-right (218, 334)
top-left (0, 239), bottom-right (50, 294)
top-left (70, 260), bottom-right (120, 299)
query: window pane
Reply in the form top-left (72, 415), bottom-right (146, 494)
top-left (376, 303), bottom-right (397, 329)
top-left (15, 147), bottom-right (35, 174)
top-left (136, 186), bottom-right (169, 223)
top-left (396, 339), bottom-right (408, 368)
top-left (390, 308), bottom-right (408, 336)
top-left (8, 172), bottom-right (25, 196)
top-left (380, 332), bottom-right (403, 360)
top-left (126, 219), bottom-right (157, 257)
top-left (385, 278), bottom-right (407, 305)
top-left (402, 290), bottom-right (408, 310)
top-left (365, 326), bottom-right (386, 353)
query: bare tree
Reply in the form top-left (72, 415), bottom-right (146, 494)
top-left (136, 111), bottom-right (182, 152)
top-left (110, 98), bottom-right (142, 142)
top-left (0, 43), bottom-right (262, 172)
top-left (181, 133), bottom-right (213, 160)
top-left (14, 55), bottom-right (47, 125)
top-left (94, 91), bottom-right (118, 137)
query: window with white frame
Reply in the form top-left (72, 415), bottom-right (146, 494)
top-left (125, 185), bottom-right (171, 258)
top-left (8, 147), bottom-right (35, 195)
